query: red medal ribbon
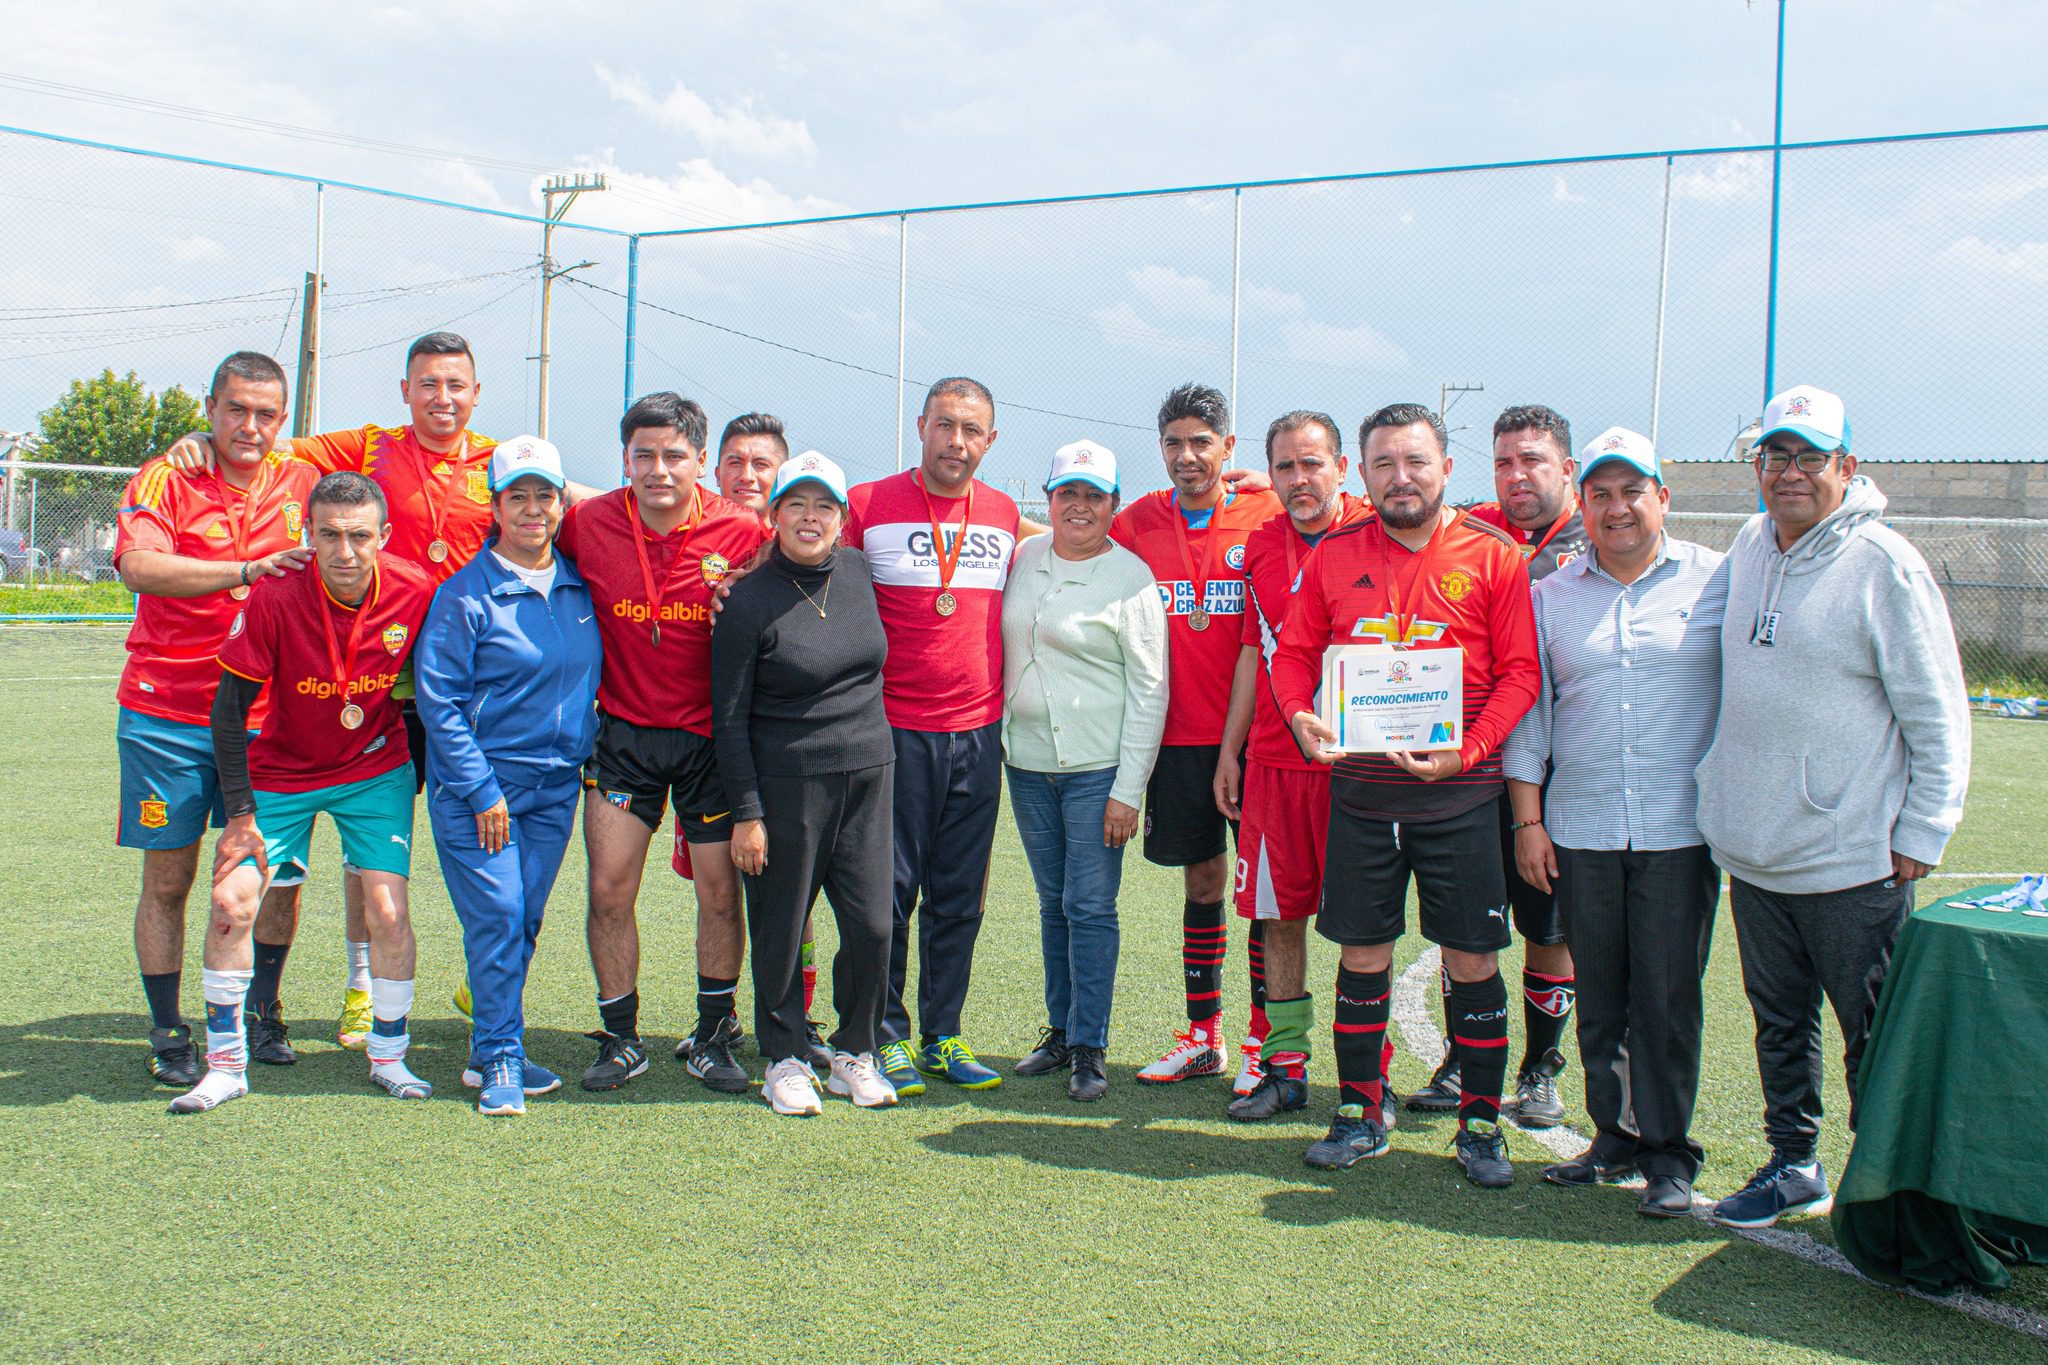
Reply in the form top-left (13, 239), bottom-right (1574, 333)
top-left (1172, 492), bottom-right (1227, 620)
top-left (914, 472), bottom-right (974, 600)
top-left (211, 457), bottom-right (271, 564)
top-left (1377, 509), bottom-right (1449, 646)
top-left (1519, 501), bottom-right (1576, 563)
top-left (1283, 496), bottom-right (1361, 585)
top-left (627, 485), bottom-right (704, 642)
top-left (408, 432), bottom-right (470, 558)
top-left (319, 566), bottom-right (379, 717)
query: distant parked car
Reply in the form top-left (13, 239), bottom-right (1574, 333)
top-left (0, 530), bottom-right (48, 581)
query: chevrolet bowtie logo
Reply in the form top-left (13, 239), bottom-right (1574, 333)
top-left (1349, 614), bottom-right (1448, 644)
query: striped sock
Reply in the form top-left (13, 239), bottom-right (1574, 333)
top-left (367, 977), bottom-right (413, 1065)
top-left (801, 939), bottom-right (818, 1015)
top-left (1332, 968), bottom-right (1390, 1112)
top-left (1450, 972), bottom-right (1511, 1126)
top-left (1182, 899), bottom-right (1226, 1025)
top-left (1520, 968), bottom-right (1576, 1072)
top-left (1246, 920), bottom-right (1269, 1043)
top-left (695, 975), bottom-right (738, 1039)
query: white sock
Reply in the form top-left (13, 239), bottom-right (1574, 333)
top-left (201, 967), bottom-right (254, 1072)
top-left (366, 976), bottom-right (414, 1065)
top-left (346, 940), bottom-right (372, 994)
top-left (178, 1068), bottom-right (249, 1110)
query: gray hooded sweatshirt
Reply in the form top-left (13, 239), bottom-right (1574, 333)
top-left (1693, 475), bottom-right (1970, 894)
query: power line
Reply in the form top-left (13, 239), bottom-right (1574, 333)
top-left (323, 281), bottom-right (531, 359)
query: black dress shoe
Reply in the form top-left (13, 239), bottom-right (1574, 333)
top-left (1637, 1174), bottom-right (1695, 1218)
top-left (1542, 1151), bottom-right (1641, 1187)
top-left (1068, 1045), bottom-right (1107, 1101)
top-left (1227, 1071), bottom-right (1308, 1121)
top-left (1015, 1026), bottom-right (1071, 1076)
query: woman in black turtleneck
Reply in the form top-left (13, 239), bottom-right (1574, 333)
top-left (709, 451), bottom-right (896, 1115)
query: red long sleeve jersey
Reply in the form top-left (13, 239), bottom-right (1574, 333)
top-left (1271, 509), bottom-right (1540, 822)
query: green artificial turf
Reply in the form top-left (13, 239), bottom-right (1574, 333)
top-left (0, 625), bottom-right (2041, 1363)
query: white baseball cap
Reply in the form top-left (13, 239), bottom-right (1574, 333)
top-left (488, 434), bottom-right (566, 491)
top-left (1576, 427), bottom-right (1662, 486)
top-left (1045, 439), bottom-right (1119, 495)
top-left (769, 449), bottom-right (848, 504)
top-left (1759, 385), bottom-right (1851, 455)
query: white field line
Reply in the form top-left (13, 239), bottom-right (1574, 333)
top-left (0, 674), bottom-right (121, 682)
top-left (1394, 946), bottom-right (2048, 1341)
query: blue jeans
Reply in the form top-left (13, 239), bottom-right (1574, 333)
top-left (1006, 766), bottom-right (1125, 1050)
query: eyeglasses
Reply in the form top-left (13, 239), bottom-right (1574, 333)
top-left (1756, 447), bottom-right (1840, 473)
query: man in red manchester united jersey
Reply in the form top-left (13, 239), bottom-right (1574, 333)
top-left (170, 472), bottom-right (437, 1113)
top-left (115, 352), bottom-right (319, 1087)
top-left (1272, 403), bottom-right (1540, 1188)
top-left (555, 392), bottom-right (772, 1094)
top-left (1109, 384), bottom-right (1283, 1094)
top-left (1213, 409), bottom-right (1387, 1124)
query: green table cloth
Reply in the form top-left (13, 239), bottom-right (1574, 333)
top-left (1832, 883), bottom-right (2048, 1292)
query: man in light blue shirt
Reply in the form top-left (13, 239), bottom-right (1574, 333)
top-left (1502, 427), bottom-right (1729, 1217)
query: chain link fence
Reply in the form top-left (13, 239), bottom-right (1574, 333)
top-left (0, 460), bottom-right (136, 620)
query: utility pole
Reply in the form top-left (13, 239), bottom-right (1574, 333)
top-left (537, 172), bottom-right (607, 438)
top-left (1440, 381), bottom-right (1485, 428)
top-left (292, 183), bottom-right (324, 438)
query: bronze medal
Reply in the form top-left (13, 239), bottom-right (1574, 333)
top-left (651, 622), bottom-right (661, 647)
top-left (1188, 607), bottom-right (1210, 631)
top-left (230, 584), bottom-right (250, 601)
top-left (340, 702), bottom-right (365, 730)
top-left (427, 538), bottom-right (451, 564)
top-left (935, 590), bottom-right (958, 617)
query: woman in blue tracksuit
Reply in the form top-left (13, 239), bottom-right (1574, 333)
top-left (415, 435), bottom-right (601, 1115)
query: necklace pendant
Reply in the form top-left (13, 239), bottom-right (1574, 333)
top-left (651, 622), bottom-right (661, 647)
top-left (935, 590), bottom-right (958, 617)
top-left (1188, 607), bottom-right (1210, 631)
top-left (427, 538), bottom-right (450, 564)
top-left (339, 702), bottom-right (365, 730)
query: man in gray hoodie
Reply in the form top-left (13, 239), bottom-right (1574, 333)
top-left (1694, 384), bottom-right (1971, 1229)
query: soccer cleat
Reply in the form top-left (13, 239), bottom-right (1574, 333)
top-left (580, 1030), bottom-right (649, 1092)
top-left (1504, 1047), bottom-right (1566, 1128)
top-left (461, 1060), bottom-right (562, 1095)
top-left (167, 1068), bottom-right (248, 1114)
top-left (368, 1059), bottom-right (433, 1100)
top-left (681, 1015), bottom-right (750, 1094)
top-left (147, 1025), bottom-right (200, 1087)
top-left (914, 1035), bottom-right (1004, 1089)
top-left (1709, 1155), bottom-right (1832, 1228)
top-left (763, 1057), bottom-right (822, 1115)
top-left (1455, 1120), bottom-right (1515, 1188)
top-left (1381, 1086), bottom-right (1399, 1133)
top-left (827, 1051), bottom-right (898, 1107)
top-left (1136, 1025), bottom-right (1225, 1085)
top-left (337, 987), bottom-right (373, 1051)
top-left (452, 981), bottom-right (473, 1021)
top-left (1227, 1070), bottom-right (1308, 1122)
top-left (1543, 1152), bottom-right (1641, 1187)
top-left (1232, 1037), bottom-right (1265, 1097)
top-left (477, 1057), bottom-right (525, 1116)
top-left (1405, 1042), bottom-right (1461, 1112)
top-left (1014, 1026), bottom-right (1072, 1076)
top-left (877, 1041), bottom-right (926, 1097)
top-left (1304, 1105), bottom-right (1390, 1169)
top-left (803, 1019), bottom-right (834, 1074)
top-left (244, 1002), bottom-right (297, 1067)
top-left (1068, 1044), bottom-right (1108, 1102)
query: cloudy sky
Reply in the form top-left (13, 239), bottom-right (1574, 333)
top-left (3, 1), bottom-right (2044, 493)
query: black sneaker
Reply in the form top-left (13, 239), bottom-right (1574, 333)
top-left (1505, 1047), bottom-right (1565, 1128)
top-left (1227, 1070), bottom-right (1308, 1121)
top-left (1014, 1026), bottom-right (1071, 1076)
top-left (1067, 1044), bottom-right (1108, 1102)
top-left (803, 1019), bottom-right (833, 1074)
top-left (1406, 1044), bottom-right (1461, 1112)
top-left (680, 1016), bottom-right (749, 1094)
top-left (244, 1002), bottom-right (297, 1066)
top-left (1709, 1154), bottom-right (1831, 1228)
top-left (581, 1030), bottom-right (649, 1091)
top-left (147, 1024), bottom-right (200, 1087)
top-left (1455, 1120), bottom-right (1515, 1188)
top-left (1304, 1106), bottom-right (1390, 1169)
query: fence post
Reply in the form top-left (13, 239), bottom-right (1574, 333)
top-left (1762, 0), bottom-right (1788, 409)
top-left (26, 477), bottom-right (37, 592)
top-left (624, 234), bottom-right (640, 413)
top-left (1651, 156), bottom-right (1674, 448)
top-left (1229, 188), bottom-right (1242, 465)
top-left (896, 214), bottom-right (909, 473)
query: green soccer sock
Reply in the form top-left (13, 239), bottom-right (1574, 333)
top-left (1262, 994), bottom-right (1314, 1078)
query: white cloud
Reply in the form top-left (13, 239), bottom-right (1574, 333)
top-left (1941, 235), bottom-right (2048, 286)
top-left (1278, 317), bottom-right (1410, 373)
top-left (531, 152), bottom-right (850, 234)
top-left (594, 63), bottom-right (815, 159)
top-left (1552, 176), bottom-right (1587, 205)
top-left (1125, 265), bottom-right (1303, 321)
top-left (163, 235), bottom-right (223, 262)
top-left (1672, 152), bottom-right (1768, 203)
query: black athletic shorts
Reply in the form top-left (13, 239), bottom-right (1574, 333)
top-left (1317, 795), bottom-right (1510, 954)
top-left (1498, 793), bottom-right (1564, 946)
top-left (1143, 742), bottom-right (1235, 868)
top-left (400, 699), bottom-right (428, 795)
top-left (584, 712), bottom-right (732, 842)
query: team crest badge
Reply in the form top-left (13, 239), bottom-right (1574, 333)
top-left (283, 501), bottom-right (303, 539)
top-left (1601, 434), bottom-right (1628, 452)
top-left (382, 622), bottom-right (409, 655)
top-left (1224, 543), bottom-right (1247, 571)
top-left (467, 469), bottom-right (490, 505)
top-left (228, 611), bottom-right (246, 639)
top-left (138, 798), bottom-right (168, 830)
top-left (1438, 569), bottom-right (1477, 603)
top-left (1785, 394), bottom-right (1812, 417)
top-left (605, 791), bottom-right (632, 810)
top-left (700, 552), bottom-right (731, 587)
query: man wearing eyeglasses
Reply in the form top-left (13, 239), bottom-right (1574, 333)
top-left (1693, 385), bottom-right (1970, 1230)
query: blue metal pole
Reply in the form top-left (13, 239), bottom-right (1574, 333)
top-left (1762, 0), bottom-right (1787, 409)
top-left (623, 235), bottom-right (640, 412)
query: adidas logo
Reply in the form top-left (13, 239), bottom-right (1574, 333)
top-left (1350, 571), bottom-right (1375, 588)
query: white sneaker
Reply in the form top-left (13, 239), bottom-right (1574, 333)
top-left (1136, 1023), bottom-right (1225, 1085)
top-left (167, 1067), bottom-right (248, 1115)
top-left (827, 1050), bottom-right (899, 1107)
top-left (1233, 1037), bottom-right (1265, 1097)
top-left (763, 1057), bottom-right (822, 1116)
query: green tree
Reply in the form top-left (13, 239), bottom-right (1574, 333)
top-left (36, 369), bottom-right (205, 468)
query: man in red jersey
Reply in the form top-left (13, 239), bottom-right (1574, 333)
top-left (115, 352), bottom-right (320, 1086)
top-left (168, 332), bottom-right (499, 1048)
top-left (843, 377), bottom-right (1021, 1096)
top-left (555, 392), bottom-right (772, 1094)
top-left (1213, 409), bottom-right (1386, 1123)
top-left (1407, 404), bottom-right (1593, 1124)
top-left (172, 472), bottom-right (437, 1112)
top-left (1111, 383), bottom-right (1283, 1094)
top-left (1272, 402), bottom-right (1540, 1186)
